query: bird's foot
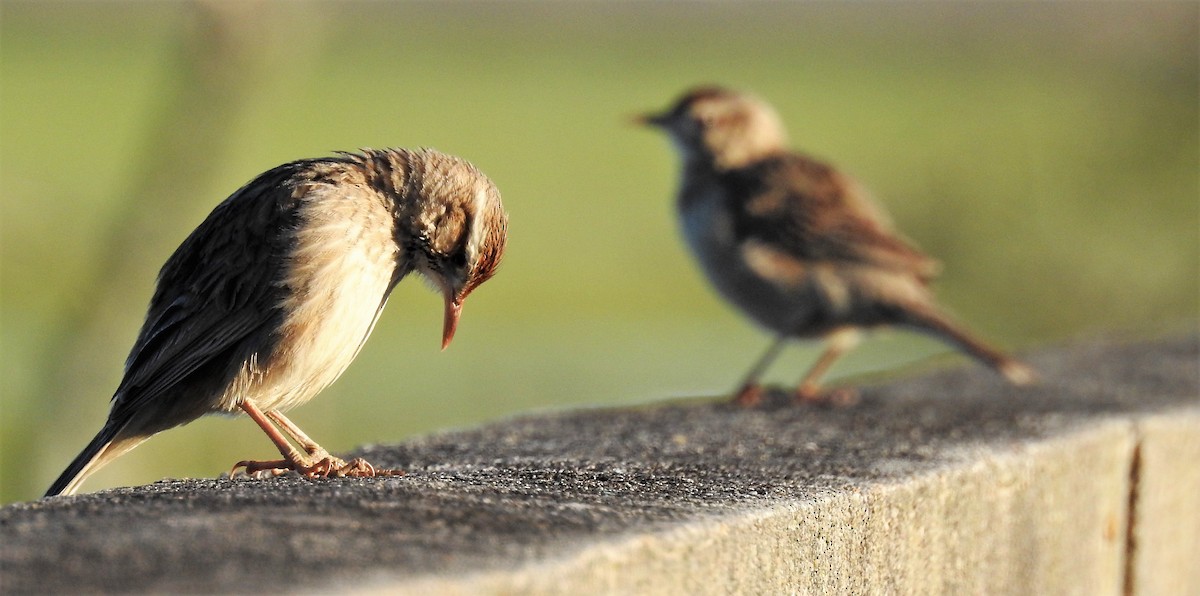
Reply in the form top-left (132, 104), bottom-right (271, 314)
top-left (732, 383), bottom-right (764, 407)
top-left (300, 455), bottom-right (403, 478)
top-left (794, 385), bottom-right (860, 408)
top-left (230, 454), bottom-right (403, 479)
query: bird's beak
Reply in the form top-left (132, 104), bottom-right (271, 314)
top-left (441, 293), bottom-right (463, 351)
top-left (631, 111), bottom-right (668, 127)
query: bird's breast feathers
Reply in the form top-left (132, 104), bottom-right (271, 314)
top-left (216, 183), bottom-right (401, 412)
top-left (679, 188), bottom-right (820, 332)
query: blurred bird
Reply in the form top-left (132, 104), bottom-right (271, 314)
top-left (638, 86), bottom-right (1034, 406)
top-left (45, 148), bottom-right (508, 496)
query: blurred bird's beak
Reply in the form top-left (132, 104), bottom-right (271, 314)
top-left (631, 111), bottom-right (668, 127)
top-left (441, 294), bottom-right (463, 350)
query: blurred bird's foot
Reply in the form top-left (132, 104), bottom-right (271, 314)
top-left (795, 385), bottom-right (860, 407)
top-left (732, 383), bottom-right (764, 407)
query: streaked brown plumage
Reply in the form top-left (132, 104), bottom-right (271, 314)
top-left (45, 148), bottom-right (507, 496)
top-left (639, 86), bottom-right (1034, 405)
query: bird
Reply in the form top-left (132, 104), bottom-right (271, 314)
top-left (637, 85), bottom-right (1034, 406)
top-left (45, 147), bottom-right (508, 497)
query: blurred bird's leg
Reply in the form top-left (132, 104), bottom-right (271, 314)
top-left (795, 328), bottom-right (861, 405)
top-left (732, 336), bottom-right (787, 407)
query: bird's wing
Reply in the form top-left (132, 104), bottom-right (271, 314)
top-left (108, 164), bottom-right (305, 420)
top-left (728, 154), bottom-right (940, 281)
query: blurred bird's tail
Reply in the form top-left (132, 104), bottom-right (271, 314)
top-left (901, 304), bottom-right (1037, 386)
top-left (44, 423), bottom-right (146, 498)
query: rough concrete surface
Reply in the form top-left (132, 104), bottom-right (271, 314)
top-left (1, 333), bottom-right (1197, 594)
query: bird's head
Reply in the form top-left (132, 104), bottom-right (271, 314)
top-left (637, 85), bottom-right (788, 169)
top-left (396, 149), bottom-right (508, 350)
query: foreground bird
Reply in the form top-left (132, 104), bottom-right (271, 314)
top-left (45, 148), bottom-right (508, 496)
top-left (639, 86), bottom-right (1034, 406)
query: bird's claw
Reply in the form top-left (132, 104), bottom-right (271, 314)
top-left (230, 458), bottom-right (290, 478)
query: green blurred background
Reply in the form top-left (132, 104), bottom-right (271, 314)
top-left (1, 2), bottom-right (1196, 504)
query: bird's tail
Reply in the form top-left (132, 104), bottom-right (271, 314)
top-left (900, 303), bottom-right (1037, 386)
top-left (44, 423), bottom-right (146, 498)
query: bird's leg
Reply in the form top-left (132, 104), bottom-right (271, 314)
top-left (732, 336), bottom-right (787, 407)
top-left (266, 411), bottom-right (330, 458)
top-left (795, 328), bottom-right (861, 405)
top-left (231, 402), bottom-right (399, 479)
top-left (266, 411), bottom-right (400, 477)
top-left (231, 400), bottom-right (312, 477)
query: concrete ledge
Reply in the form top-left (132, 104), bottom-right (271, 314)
top-left (2, 333), bottom-right (1197, 594)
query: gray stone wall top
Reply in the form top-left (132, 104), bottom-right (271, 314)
top-left (1, 333), bottom-right (1197, 594)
